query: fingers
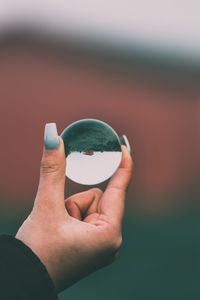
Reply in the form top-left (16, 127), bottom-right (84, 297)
top-left (65, 188), bottom-right (103, 221)
top-left (34, 124), bottom-right (66, 212)
top-left (99, 145), bottom-right (133, 224)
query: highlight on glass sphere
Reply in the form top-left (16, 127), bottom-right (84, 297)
top-left (61, 119), bottom-right (122, 185)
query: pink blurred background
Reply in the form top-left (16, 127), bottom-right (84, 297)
top-left (0, 34), bottom-right (199, 215)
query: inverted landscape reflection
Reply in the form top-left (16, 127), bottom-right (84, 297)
top-left (67, 151), bottom-right (122, 185)
top-left (61, 119), bottom-right (122, 185)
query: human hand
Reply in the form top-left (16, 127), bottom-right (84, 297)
top-left (16, 123), bottom-right (133, 292)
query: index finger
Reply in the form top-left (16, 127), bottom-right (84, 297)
top-left (99, 145), bottom-right (133, 224)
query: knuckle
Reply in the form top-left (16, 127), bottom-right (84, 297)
top-left (65, 197), bottom-right (73, 207)
top-left (90, 188), bottom-right (103, 200)
top-left (92, 187), bottom-right (103, 195)
top-left (40, 160), bottom-right (59, 174)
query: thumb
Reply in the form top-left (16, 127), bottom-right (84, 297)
top-left (34, 123), bottom-right (66, 211)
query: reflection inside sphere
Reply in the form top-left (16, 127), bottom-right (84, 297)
top-left (61, 119), bottom-right (122, 185)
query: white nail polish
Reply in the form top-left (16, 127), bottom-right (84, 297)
top-left (44, 123), bottom-right (60, 149)
top-left (120, 135), bottom-right (131, 153)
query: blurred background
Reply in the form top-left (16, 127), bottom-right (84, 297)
top-left (0, 1), bottom-right (200, 299)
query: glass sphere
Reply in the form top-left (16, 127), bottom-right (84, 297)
top-left (61, 119), bottom-right (122, 185)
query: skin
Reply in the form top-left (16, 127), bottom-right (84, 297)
top-left (16, 137), bottom-right (133, 293)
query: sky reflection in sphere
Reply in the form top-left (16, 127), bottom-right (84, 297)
top-left (61, 119), bottom-right (122, 185)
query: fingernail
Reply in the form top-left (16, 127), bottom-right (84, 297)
top-left (120, 135), bottom-right (131, 153)
top-left (44, 123), bottom-right (60, 149)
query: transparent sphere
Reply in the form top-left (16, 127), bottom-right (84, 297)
top-left (61, 119), bottom-right (122, 185)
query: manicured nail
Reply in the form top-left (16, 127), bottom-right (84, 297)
top-left (120, 135), bottom-right (131, 153)
top-left (44, 123), bottom-right (60, 149)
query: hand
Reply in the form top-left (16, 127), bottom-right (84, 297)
top-left (16, 130), bottom-right (133, 292)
